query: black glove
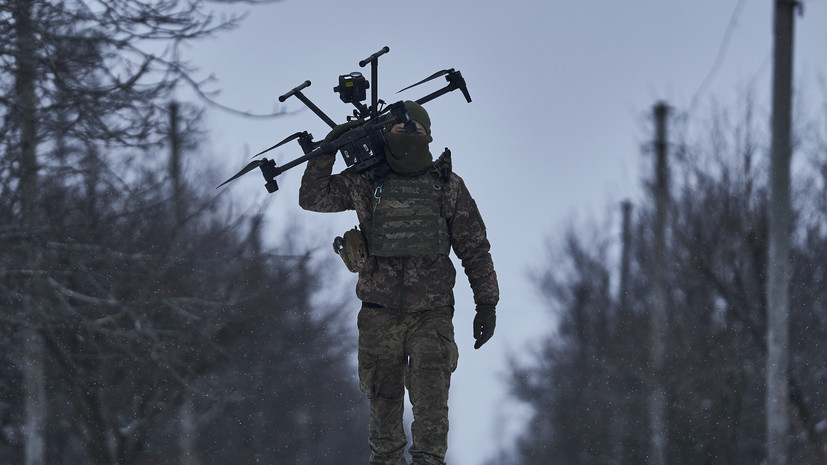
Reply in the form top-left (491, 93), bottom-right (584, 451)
top-left (473, 305), bottom-right (496, 349)
top-left (323, 119), bottom-right (363, 144)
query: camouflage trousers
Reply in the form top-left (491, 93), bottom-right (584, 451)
top-left (357, 305), bottom-right (459, 465)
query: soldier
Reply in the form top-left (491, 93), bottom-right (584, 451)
top-left (299, 100), bottom-right (499, 465)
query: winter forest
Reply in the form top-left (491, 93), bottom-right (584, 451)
top-left (1, 1), bottom-right (825, 465)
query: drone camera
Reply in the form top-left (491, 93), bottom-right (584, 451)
top-left (334, 72), bottom-right (369, 104)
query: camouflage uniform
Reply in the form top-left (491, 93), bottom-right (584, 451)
top-left (299, 151), bottom-right (499, 465)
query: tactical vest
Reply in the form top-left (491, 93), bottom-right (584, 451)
top-left (364, 172), bottom-right (451, 257)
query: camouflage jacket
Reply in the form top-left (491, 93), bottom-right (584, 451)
top-left (299, 153), bottom-right (499, 311)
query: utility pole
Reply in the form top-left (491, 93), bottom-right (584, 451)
top-left (619, 200), bottom-right (633, 314)
top-left (649, 102), bottom-right (670, 465)
top-left (611, 199), bottom-right (634, 462)
top-left (15, 1), bottom-right (46, 464)
top-left (168, 100), bottom-right (201, 465)
top-left (766, 1), bottom-right (796, 464)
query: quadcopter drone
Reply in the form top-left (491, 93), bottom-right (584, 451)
top-left (217, 46), bottom-right (472, 193)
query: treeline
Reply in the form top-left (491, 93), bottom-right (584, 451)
top-left (0, 129), bottom-right (368, 464)
top-left (1, 1), bottom-right (368, 464)
top-left (493, 98), bottom-right (827, 464)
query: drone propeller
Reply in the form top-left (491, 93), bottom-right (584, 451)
top-left (397, 69), bottom-right (454, 94)
top-left (216, 158), bottom-right (272, 189)
top-left (252, 131), bottom-right (309, 159)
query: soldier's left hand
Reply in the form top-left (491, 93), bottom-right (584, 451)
top-left (473, 305), bottom-right (496, 349)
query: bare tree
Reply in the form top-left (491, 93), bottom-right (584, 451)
top-left (492, 92), bottom-right (827, 464)
top-left (0, 1), bottom-right (315, 463)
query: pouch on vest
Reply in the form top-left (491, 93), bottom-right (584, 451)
top-left (333, 227), bottom-right (368, 273)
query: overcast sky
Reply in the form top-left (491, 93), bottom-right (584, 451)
top-left (187, 1), bottom-right (827, 463)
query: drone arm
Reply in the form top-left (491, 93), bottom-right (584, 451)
top-left (415, 86), bottom-right (453, 106)
top-left (279, 80), bottom-right (337, 128)
top-left (414, 70), bottom-right (472, 105)
top-left (272, 145), bottom-right (328, 175)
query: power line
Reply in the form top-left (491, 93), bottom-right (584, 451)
top-left (687, 0), bottom-right (748, 113)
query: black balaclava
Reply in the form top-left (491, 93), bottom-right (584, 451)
top-left (383, 100), bottom-right (433, 176)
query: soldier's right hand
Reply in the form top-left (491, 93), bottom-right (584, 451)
top-left (473, 305), bottom-right (496, 349)
top-left (324, 120), bottom-right (363, 143)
